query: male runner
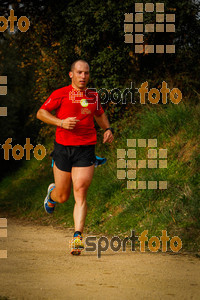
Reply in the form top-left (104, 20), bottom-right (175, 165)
top-left (36, 60), bottom-right (114, 255)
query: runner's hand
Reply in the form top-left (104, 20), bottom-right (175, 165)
top-left (103, 130), bottom-right (114, 144)
top-left (62, 117), bottom-right (79, 130)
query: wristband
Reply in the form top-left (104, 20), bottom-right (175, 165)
top-left (105, 127), bottom-right (114, 134)
top-left (60, 120), bottom-right (63, 128)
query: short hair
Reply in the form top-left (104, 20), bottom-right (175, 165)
top-left (70, 60), bottom-right (89, 72)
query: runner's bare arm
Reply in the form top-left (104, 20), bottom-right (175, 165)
top-left (94, 113), bottom-right (114, 144)
top-left (94, 112), bottom-right (110, 130)
top-left (36, 109), bottom-right (79, 130)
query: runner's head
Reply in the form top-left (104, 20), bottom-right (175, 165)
top-left (69, 60), bottom-right (90, 91)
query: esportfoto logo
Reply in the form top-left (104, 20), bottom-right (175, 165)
top-left (124, 3), bottom-right (176, 53)
top-left (85, 230), bottom-right (182, 258)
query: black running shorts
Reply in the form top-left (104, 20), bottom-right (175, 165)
top-left (50, 140), bottom-right (96, 172)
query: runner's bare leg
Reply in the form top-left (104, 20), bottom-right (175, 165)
top-left (72, 165), bottom-right (95, 233)
top-left (50, 163), bottom-right (72, 203)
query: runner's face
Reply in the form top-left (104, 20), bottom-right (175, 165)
top-left (70, 62), bottom-right (90, 90)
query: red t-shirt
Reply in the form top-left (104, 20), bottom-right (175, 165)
top-left (40, 85), bottom-right (104, 145)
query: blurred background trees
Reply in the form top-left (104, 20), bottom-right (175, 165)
top-left (0, 0), bottom-right (199, 179)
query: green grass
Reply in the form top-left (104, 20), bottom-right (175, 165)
top-left (0, 102), bottom-right (199, 251)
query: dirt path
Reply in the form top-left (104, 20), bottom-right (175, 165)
top-left (0, 219), bottom-right (199, 300)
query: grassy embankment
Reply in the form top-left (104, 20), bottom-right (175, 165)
top-left (0, 102), bottom-right (199, 251)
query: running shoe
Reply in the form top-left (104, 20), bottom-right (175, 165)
top-left (44, 183), bottom-right (56, 214)
top-left (95, 155), bottom-right (107, 167)
top-left (70, 234), bottom-right (84, 255)
top-left (51, 159), bottom-right (54, 168)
